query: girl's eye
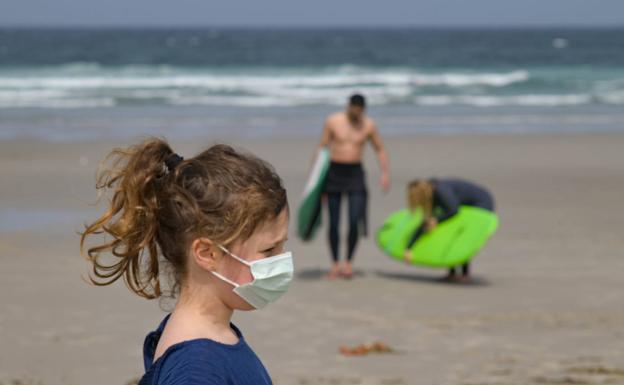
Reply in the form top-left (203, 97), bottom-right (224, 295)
top-left (261, 240), bottom-right (287, 255)
top-left (261, 247), bottom-right (275, 255)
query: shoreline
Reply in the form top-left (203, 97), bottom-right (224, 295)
top-left (1, 129), bottom-right (623, 145)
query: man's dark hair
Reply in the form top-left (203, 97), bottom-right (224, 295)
top-left (349, 94), bottom-right (366, 108)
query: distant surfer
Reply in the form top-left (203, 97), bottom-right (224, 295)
top-left (314, 94), bottom-right (390, 279)
top-left (405, 178), bottom-right (495, 282)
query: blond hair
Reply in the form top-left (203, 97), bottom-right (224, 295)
top-left (407, 179), bottom-right (434, 220)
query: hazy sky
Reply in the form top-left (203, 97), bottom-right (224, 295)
top-left (1, 0), bottom-right (623, 27)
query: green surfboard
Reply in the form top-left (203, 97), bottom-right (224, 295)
top-left (376, 206), bottom-right (498, 268)
top-left (297, 147), bottom-right (330, 241)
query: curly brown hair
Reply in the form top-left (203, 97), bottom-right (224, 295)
top-left (80, 138), bottom-right (288, 299)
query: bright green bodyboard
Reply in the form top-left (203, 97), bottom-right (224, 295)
top-left (376, 206), bottom-right (498, 268)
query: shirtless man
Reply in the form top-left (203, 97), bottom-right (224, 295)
top-left (315, 94), bottom-right (390, 279)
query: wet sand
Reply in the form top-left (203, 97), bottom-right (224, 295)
top-left (0, 133), bottom-right (623, 385)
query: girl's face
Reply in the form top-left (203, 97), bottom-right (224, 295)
top-left (215, 208), bottom-right (290, 311)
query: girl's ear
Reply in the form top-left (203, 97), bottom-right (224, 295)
top-left (190, 237), bottom-right (221, 272)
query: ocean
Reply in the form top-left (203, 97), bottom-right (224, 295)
top-left (1, 28), bottom-right (624, 140)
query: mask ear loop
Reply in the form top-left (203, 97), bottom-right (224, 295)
top-left (211, 244), bottom-right (253, 287)
top-left (217, 244), bottom-right (251, 266)
top-left (211, 270), bottom-right (240, 287)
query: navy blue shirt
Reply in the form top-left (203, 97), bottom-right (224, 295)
top-left (138, 314), bottom-right (273, 385)
top-left (430, 178), bottom-right (495, 222)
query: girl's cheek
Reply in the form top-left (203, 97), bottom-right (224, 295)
top-left (235, 259), bottom-right (253, 284)
top-left (228, 257), bottom-right (254, 285)
top-left (221, 258), bottom-right (242, 283)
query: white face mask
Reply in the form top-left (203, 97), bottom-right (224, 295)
top-left (211, 245), bottom-right (294, 309)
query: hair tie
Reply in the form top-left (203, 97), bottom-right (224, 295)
top-left (164, 153), bottom-right (184, 173)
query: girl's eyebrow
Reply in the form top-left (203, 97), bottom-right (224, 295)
top-left (261, 236), bottom-right (288, 251)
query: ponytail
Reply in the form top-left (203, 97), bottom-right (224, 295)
top-left (80, 138), bottom-right (174, 299)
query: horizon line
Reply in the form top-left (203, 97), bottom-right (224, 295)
top-left (2, 23), bottom-right (624, 30)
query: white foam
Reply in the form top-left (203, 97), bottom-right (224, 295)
top-left (415, 94), bottom-right (592, 107)
top-left (0, 65), bottom-right (622, 109)
top-left (599, 90), bottom-right (624, 104)
top-left (0, 97), bottom-right (116, 108)
top-left (411, 70), bottom-right (530, 87)
top-left (0, 69), bottom-right (529, 90)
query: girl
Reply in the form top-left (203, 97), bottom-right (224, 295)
top-left (80, 139), bottom-right (293, 384)
top-left (405, 178), bottom-right (495, 282)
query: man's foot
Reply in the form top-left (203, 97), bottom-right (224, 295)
top-left (325, 264), bottom-right (341, 280)
top-left (340, 262), bottom-right (354, 279)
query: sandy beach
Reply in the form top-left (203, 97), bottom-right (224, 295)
top-left (1, 132), bottom-right (623, 385)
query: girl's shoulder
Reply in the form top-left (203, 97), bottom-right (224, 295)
top-left (140, 338), bottom-right (230, 385)
top-left (156, 341), bottom-right (230, 384)
top-left (140, 325), bottom-right (271, 385)
top-left (155, 337), bottom-right (271, 385)
top-left (140, 319), bottom-right (272, 385)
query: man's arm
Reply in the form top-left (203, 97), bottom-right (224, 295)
top-left (318, 118), bottom-right (332, 149)
top-left (369, 122), bottom-right (390, 191)
top-left (309, 118), bottom-right (332, 169)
